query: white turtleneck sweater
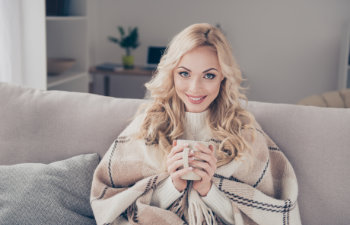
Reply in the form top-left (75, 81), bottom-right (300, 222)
top-left (150, 111), bottom-right (235, 224)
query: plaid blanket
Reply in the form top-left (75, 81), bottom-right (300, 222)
top-left (90, 115), bottom-right (301, 225)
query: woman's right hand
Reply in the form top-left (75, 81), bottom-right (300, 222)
top-left (166, 140), bottom-right (194, 192)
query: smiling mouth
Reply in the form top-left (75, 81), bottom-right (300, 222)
top-left (186, 94), bottom-right (207, 104)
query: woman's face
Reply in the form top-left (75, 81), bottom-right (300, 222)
top-left (173, 45), bottom-right (224, 113)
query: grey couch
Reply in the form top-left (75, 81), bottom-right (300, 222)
top-left (1, 82), bottom-right (349, 225)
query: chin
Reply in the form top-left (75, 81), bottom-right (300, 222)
top-left (185, 104), bottom-right (208, 113)
top-left (187, 109), bottom-right (204, 113)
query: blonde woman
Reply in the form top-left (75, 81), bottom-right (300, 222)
top-left (91, 23), bottom-right (301, 225)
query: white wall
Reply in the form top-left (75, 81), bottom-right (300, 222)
top-left (21, 0), bottom-right (46, 90)
top-left (88, 0), bottom-right (350, 103)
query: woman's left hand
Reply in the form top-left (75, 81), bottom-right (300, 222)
top-left (191, 143), bottom-right (217, 196)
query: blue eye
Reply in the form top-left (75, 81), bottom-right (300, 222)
top-left (204, 73), bottom-right (216, 79)
top-left (179, 71), bottom-right (190, 78)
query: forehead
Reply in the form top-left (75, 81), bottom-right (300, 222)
top-left (177, 46), bottom-right (220, 69)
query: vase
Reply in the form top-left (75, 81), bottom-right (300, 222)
top-left (122, 55), bottom-right (134, 69)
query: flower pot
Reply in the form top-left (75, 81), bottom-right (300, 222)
top-left (122, 55), bottom-right (134, 69)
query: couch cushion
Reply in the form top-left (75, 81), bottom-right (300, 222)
top-left (0, 82), bottom-right (144, 165)
top-left (0, 153), bottom-right (99, 225)
top-left (247, 101), bottom-right (350, 225)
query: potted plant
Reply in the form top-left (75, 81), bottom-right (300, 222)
top-left (108, 26), bottom-right (140, 69)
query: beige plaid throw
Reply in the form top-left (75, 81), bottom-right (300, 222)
top-left (90, 115), bottom-right (301, 225)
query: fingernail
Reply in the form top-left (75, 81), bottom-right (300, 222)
top-left (173, 140), bottom-right (177, 146)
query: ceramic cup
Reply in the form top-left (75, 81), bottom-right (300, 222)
top-left (176, 139), bottom-right (210, 180)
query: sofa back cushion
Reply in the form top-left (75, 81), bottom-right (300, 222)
top-left (247, 101), bottom-right (350, 225)
top-left (0, 82), bottom-right (143, 165)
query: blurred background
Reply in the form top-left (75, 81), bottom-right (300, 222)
top-left (1, 0), bottom-right (350, 104)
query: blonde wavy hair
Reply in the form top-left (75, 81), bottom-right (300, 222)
top-left (138, 23), bottom-right (256, 166)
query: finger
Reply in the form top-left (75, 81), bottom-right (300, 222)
top-left (209, 144), bottom-right (214, 151)
top-left (167, 151), bottom-right (184, 165)
top-left (176, 149), bottom-right (195, 159)
top-left (193, 151), bottom-right (217, 166)
top-left (172, 167), bottom-right (194, 180)
top-left (167, 148), bottom-right (195, 169)
top-left (168, 158), bottom-right (183, 173)
top-left (190, 160), bottom-right (215, 176)
top-left (168, 144), bottom-right (188, 158)
top-left (194, 143), bottom-right (213, 154)
top-left (168, 156), bottom-right (194, 174)
top-left (168, 152), bottom-right (196, 171)
top-left (192, 167), bottom-right (210, 181)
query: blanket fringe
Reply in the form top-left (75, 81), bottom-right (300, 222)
top-left (188, 183), bottom-right (217, 225)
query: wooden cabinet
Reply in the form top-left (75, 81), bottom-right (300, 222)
top-left (90, 67), bottom-right (154, 99)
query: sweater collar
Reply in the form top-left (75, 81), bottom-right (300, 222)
top-left (185, 110), bottom-right (208, 125)
top-left (183, 110), bottom-right (209, 141)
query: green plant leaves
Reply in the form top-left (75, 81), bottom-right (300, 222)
top-left (118, 26), bottom-right (125, 37)
top-left (108, 36), bottom-right (119, 44)
top-left (108, 26), bottom-right (140, 56)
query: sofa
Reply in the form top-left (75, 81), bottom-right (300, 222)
top-left (0, 82), bottom-right (349, 225)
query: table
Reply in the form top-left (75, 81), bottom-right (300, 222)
top-left (89, 66), bottom-right (155, 98)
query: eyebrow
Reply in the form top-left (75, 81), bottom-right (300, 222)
top-left (203, 68), bottom-right (218, 73)
top-left (177, 66), bottom-right (218, 73)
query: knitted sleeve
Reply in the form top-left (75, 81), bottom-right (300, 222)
top-left (202, 183), bottom-right (235, 224)
top-left (150, 176), bottom-right (183, 209)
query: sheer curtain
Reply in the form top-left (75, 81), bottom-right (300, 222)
top-left (0, 0), bottom-right (24, 85)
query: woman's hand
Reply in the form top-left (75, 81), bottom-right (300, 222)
top-left (191, 143), bottom-right (217, 196)
top-left (167, 140), bottom-right (195, 192)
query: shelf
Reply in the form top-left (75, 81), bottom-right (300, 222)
top-left (46, 16), bottom-right (86, 21)
top-left (47, 71), bottom-right (88, 88)
top-left (45, 0), bottom-right (88, 92)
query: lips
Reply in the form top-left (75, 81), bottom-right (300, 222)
top-left (186, 94), bottom-right (207, 104)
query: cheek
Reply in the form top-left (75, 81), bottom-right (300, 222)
top-left (174, 78), bottom-right (186, 94)
top-left (208, 82), bottom-right (222, 96)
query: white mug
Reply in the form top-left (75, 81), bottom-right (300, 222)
top-left (176, 139), bottom-right (210, 180)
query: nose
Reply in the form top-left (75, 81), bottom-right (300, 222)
top-left (188, 77), bottom-right (202, 93)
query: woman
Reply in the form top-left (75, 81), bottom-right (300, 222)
top-left (91, 23), bottom-right (301, 225)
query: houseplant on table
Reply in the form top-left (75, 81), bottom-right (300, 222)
top-left (108, 26), bottom-right (140, 69)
